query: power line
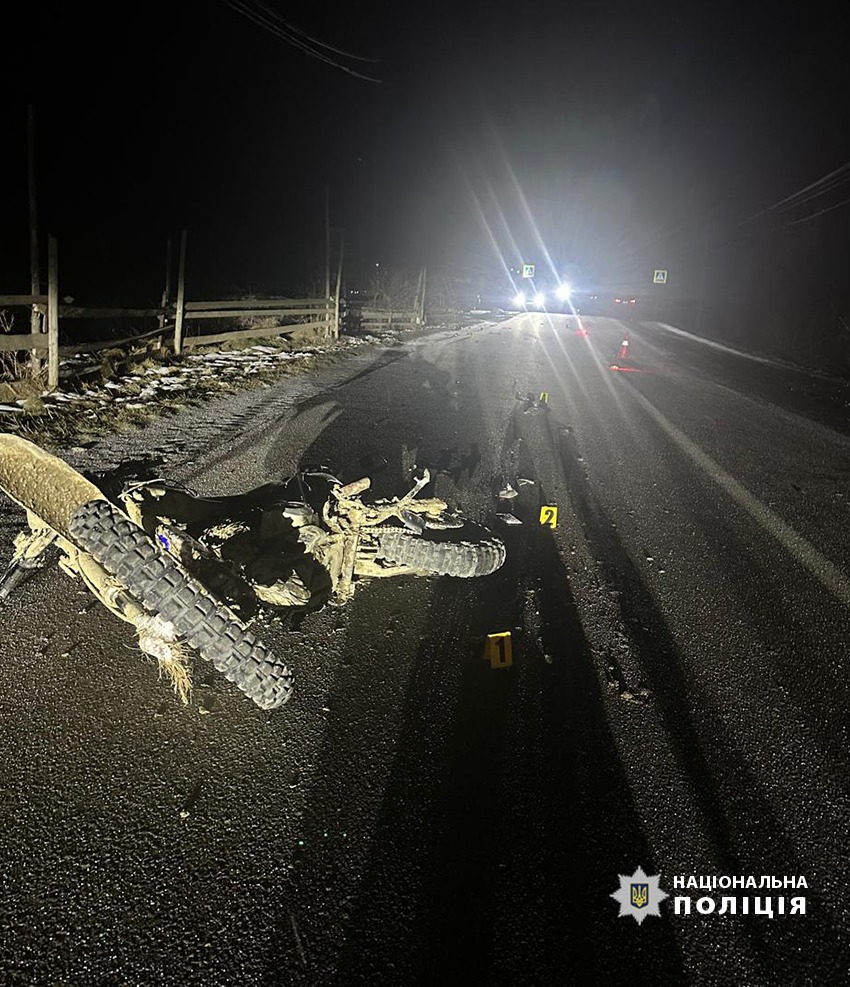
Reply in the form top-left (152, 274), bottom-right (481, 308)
top-left (740, 161), bottom-right (850, 225)
top-left (221, 0), bottom-right (382, 82)
top-left (781, 192), bottom-right (850, 229)
top-left (250, 0), bottom-right (379, 63)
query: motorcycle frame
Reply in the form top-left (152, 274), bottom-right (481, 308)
top-left (314, 469), bottom-right (452, 602)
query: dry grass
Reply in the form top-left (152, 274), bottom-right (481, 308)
top-left (0, 334), bottom-right (361, 448)
top-left (135, 614), bottom-right (194, 704)
top-left (21, 396), bottom-right (46, 415)
top-left (0, 377), bottom-right (45, 402)
top-left (155, 647), bottom-right (193, 705)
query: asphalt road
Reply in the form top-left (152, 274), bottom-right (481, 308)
top-left (1, 315), bottom-right (849, 986)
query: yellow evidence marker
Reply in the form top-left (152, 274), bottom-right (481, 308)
top-left (484, 631), bottom-right (513, 669)
top-left (539, 391), bottom-right (549, 404)
top-left (539, 505), bottom-right (558, 528)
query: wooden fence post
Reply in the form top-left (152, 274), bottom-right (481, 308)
top-left (158, 236), bottom-right (173, 340)
top-left (173, 229), bottom-right (187, 355)
top-left (47, 235), bottom-right (59, 390)
top-left (324, 185), bottom-right (331, 300)
top-left (413, 268), bottom-right (423, 325)
top-left (419, 266), bottom-right (427, 326)
top-left (333, 229), bottom-right (345, 338)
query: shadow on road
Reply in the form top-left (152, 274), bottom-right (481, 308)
top-left (547, 395), bottom-right (820, 982)
top-left (326, 515), bottom-right (685, 985)
top-left (265, 348), bottom-right (687, 984)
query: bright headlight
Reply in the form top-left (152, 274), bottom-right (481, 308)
top-left (533, 292), bottom-right (545, 307)
top-left (555, 283), bottom-right (572, 301)
top-left (512, 292), bottom-right (526, 307)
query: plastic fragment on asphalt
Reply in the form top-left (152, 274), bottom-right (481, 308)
top-left (517, 477), bottom-right (535, 486)
top-left (497, 513), bottom-right (522, 525)
top-left (498, 484), bottom-right (518, 499)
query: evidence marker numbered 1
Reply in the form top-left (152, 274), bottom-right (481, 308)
top-left (539, 505), bottom-right (558, 528)
top-left (539, 391), bottom-right (549, 404)
top-left (484, 631), bottom-right (513, 669)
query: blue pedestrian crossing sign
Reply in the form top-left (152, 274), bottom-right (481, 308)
top-left (522, 264), bottom-right (535, 279)
top-left (653, 269), bottom-right (668, 284)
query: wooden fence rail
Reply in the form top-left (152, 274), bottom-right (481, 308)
top-left (2, 292), bottom-right (337, 388)
top-left (359, 308), bottom-right (422, 332)
top-left (185, 306), bottom-right (331, 320)
top-left (2, 230), bottom-right (342, 391)
top-left (0, 294), bottom-right (48, 307)
top-left (179, 298), bottom-right (335, 352)
top-left (184, 298), bottom-right (325, 311)
top-left (0, 270), bottom-right (339, 390)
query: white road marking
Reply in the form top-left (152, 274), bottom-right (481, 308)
top-left (631, 388), bottom-right (850, 608)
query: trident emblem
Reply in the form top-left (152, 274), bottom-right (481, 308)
top-left (630, 883), bottom-right (649, 909)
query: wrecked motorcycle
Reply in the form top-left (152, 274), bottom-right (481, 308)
top-left (119, 466), bottom-right (506, 612)
top-left (0, 435), bottom-right (505, 710)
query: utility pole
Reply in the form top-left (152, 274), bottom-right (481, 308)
top-left (27, 104), bottom-right (42, 374)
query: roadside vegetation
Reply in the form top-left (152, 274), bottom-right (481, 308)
top-left (0, 328), bottom-right (380, 450)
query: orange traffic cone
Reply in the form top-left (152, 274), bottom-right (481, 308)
top-left (617, 332), bottom-right (630, 360)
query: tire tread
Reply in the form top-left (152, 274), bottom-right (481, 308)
top-left (375, 524), bottom-right (505, 578)
top-left (69, 499), bottom-right (293, 709)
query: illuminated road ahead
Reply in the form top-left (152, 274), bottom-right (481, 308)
top-left (1, 314), bottom-right (848, 985)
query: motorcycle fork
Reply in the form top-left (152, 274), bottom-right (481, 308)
top-left (0, 513), bottom-right (141, 628)
top-left (0, 514), bottom-right (61, 601)
top-left (335, 526), bottom-right (361, 603)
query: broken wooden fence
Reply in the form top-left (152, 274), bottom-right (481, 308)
top-left (1, 237), bottom-right (336, 391)
top-left (176, 297), bottom-right (335, 353)
top-left (359, 308), bottom-right (423, 333)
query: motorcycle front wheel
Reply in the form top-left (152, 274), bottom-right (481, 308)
top-left (374, 523), bottom-right (505, 578)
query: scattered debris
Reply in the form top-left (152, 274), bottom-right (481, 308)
top-left (289, 912), bottom-right (308, 969)
top-left (620, 687), bottom-right (654, 705)
top-left (496, 513), bottom-right (522, 525)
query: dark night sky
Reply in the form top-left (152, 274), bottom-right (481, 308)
top-left (4, 1), bottom-right (850, 309)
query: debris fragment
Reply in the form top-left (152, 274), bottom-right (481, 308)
top-left (289, 912), bottom-right (308, 968)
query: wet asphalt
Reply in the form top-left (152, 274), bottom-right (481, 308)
top-left (0, 315), bottom-right (849, 986)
